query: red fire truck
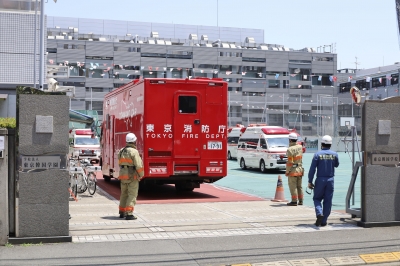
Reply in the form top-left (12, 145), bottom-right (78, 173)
top-left (100, 78), bottom-right (228, 191)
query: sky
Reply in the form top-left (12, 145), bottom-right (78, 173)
top-left (45, 0), bottom-right (400, 70)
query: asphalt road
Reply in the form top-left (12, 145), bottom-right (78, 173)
top-left (1, 227), bottom-right (400, 265)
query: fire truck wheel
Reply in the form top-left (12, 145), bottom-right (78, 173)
top-left (260, 160), bottom-right (267, 173)
top-left (240, 158), bottom-right (247, 170)
top-left (103, 175), bottom-right (111, 182)
top-left (227, 151), bottom-right (232, 160)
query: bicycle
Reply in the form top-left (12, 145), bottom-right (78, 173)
top-left (69, 158), bottom-right (100, 196)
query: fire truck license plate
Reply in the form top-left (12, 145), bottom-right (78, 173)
top-left (208, 141), bottom-right (222, 150)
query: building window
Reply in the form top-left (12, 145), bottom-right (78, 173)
top-left (268, 80), bottom-right (280, 88)
top-left (355, 79), bottom-right (370, 90)
top-left (167, 50), bottom-right (193, 59)
top-left (141, 53), bottom-right (167, 58)
top-left (47, 48), bottom-right (57, 53)
top-left (283, 80), bottom-right (289, 89)
top-left (242, 66), bottom-right (265, 78)
top-left (339, 82), bottom-right (351, 93)
top-left (61, 81), bottom-right (85, 87)
top-left (289, 68), bottom-right (311, 81)
top-left (194, 64), bottom-right (217, 69)
top-left (266, 71), bottom-right (288, 77)
top-left (85, 101), bottom-right (104, 115)
top-left (242, 91), bottom-right (264, 96)
top-left (391, 73), bottom-right (399, 85)
top-left (114, 46), bottom-right (129, 52)
top-left (114, 65), bottom-right (140, 70)
top-left (290, 85), bottom-right (311, 89)
top-left (312, 57), bottom-right (333, 62)
top-left (289, 60), bottom-right (312, 64)
top-left (372, 77), bottom-right (386, 88)
top-left (311, 74), bottom-right (332, 86)
top-left (68, 63), bottom-right (86, 77)
top-left (242, 57), bottom-right (266, 63)
top-left (85, 58), bottom-right (113, 79)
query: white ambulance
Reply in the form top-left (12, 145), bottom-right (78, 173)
top-left (236, 126), bottom-right (289, 172)
top-left (227, 124), bottom-right (244, 160)
top-left (69, 129), bottom-right (101, 163)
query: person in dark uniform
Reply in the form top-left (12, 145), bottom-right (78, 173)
top-left (308, 135), bottom-right (339, 226)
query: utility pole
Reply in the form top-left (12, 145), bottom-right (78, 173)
top-left (39, 0), bottom-right (45, 90)
top-left (217, 0), bottom-right (218, 27)
top-left (282, 93), bottom-right (285, 128)
top-left (354, 57), bottom-right (361, 71)
top-left (34, 0), bottom-right (38, 89)
top-left (300, 94), bottom-right (302, 136)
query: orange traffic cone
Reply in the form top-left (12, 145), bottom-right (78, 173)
top-left (271, 175), bottom-right (288, 202)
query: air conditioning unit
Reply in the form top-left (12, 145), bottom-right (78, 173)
top-left (245, 37), bottom-right (255, 43)
top-left (150, 31), bottom-right (159, 38)
top-left (189, 34), bottom-right (198, 40)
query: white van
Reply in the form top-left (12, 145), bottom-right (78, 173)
top-left (236, 126), bottom-right (289, 172)
top-left (227, 126), bottom-right (244, 160)
top-left (69, 129), bottom-right (101, 163)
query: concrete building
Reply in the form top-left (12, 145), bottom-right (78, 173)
top-left (1, 1), bottom-right (340, 137)
top-left (336, 64), bottom-right (400, 136)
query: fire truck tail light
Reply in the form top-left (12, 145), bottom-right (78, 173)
top-left (206, 167), bottom-right (223, 173)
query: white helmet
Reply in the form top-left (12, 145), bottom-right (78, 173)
top-left (126, 133), bottom-right (137, 143)
top-left (321, 135), bottom-right (332, 144)
top-left (289, 132), bottom-right (298, 140)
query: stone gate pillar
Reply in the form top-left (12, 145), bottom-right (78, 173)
top-left (359, 96), bottom-right (400, 227)
top-left (9, 87), bottom-right (71, 243)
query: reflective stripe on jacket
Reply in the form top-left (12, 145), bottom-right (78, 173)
top-left (285, 142), bottom-right (304, 177)
top-left (118, 143), bottom-right (144, 181)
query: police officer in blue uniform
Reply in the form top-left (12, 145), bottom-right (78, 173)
top-left (308, 135), bottom-right (339, 227)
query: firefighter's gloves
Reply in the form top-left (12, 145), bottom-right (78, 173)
top-left (308, 183), bottom-right (315, 189)
top-left (285, 172), bottom-right (289, 177)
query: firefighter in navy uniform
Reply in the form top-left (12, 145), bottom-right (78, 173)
top-left (308, 135), bottom-right (339, 226)
top-left (285, 132), bottom-right (304, 206)
top-left (118, 133), bottom-right (144, 220)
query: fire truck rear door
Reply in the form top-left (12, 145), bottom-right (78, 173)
top-left (174, 92), bottom-right (201, 158)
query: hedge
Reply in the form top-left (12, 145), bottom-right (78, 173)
top-left (0, 117), bottom-right (16, 129)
